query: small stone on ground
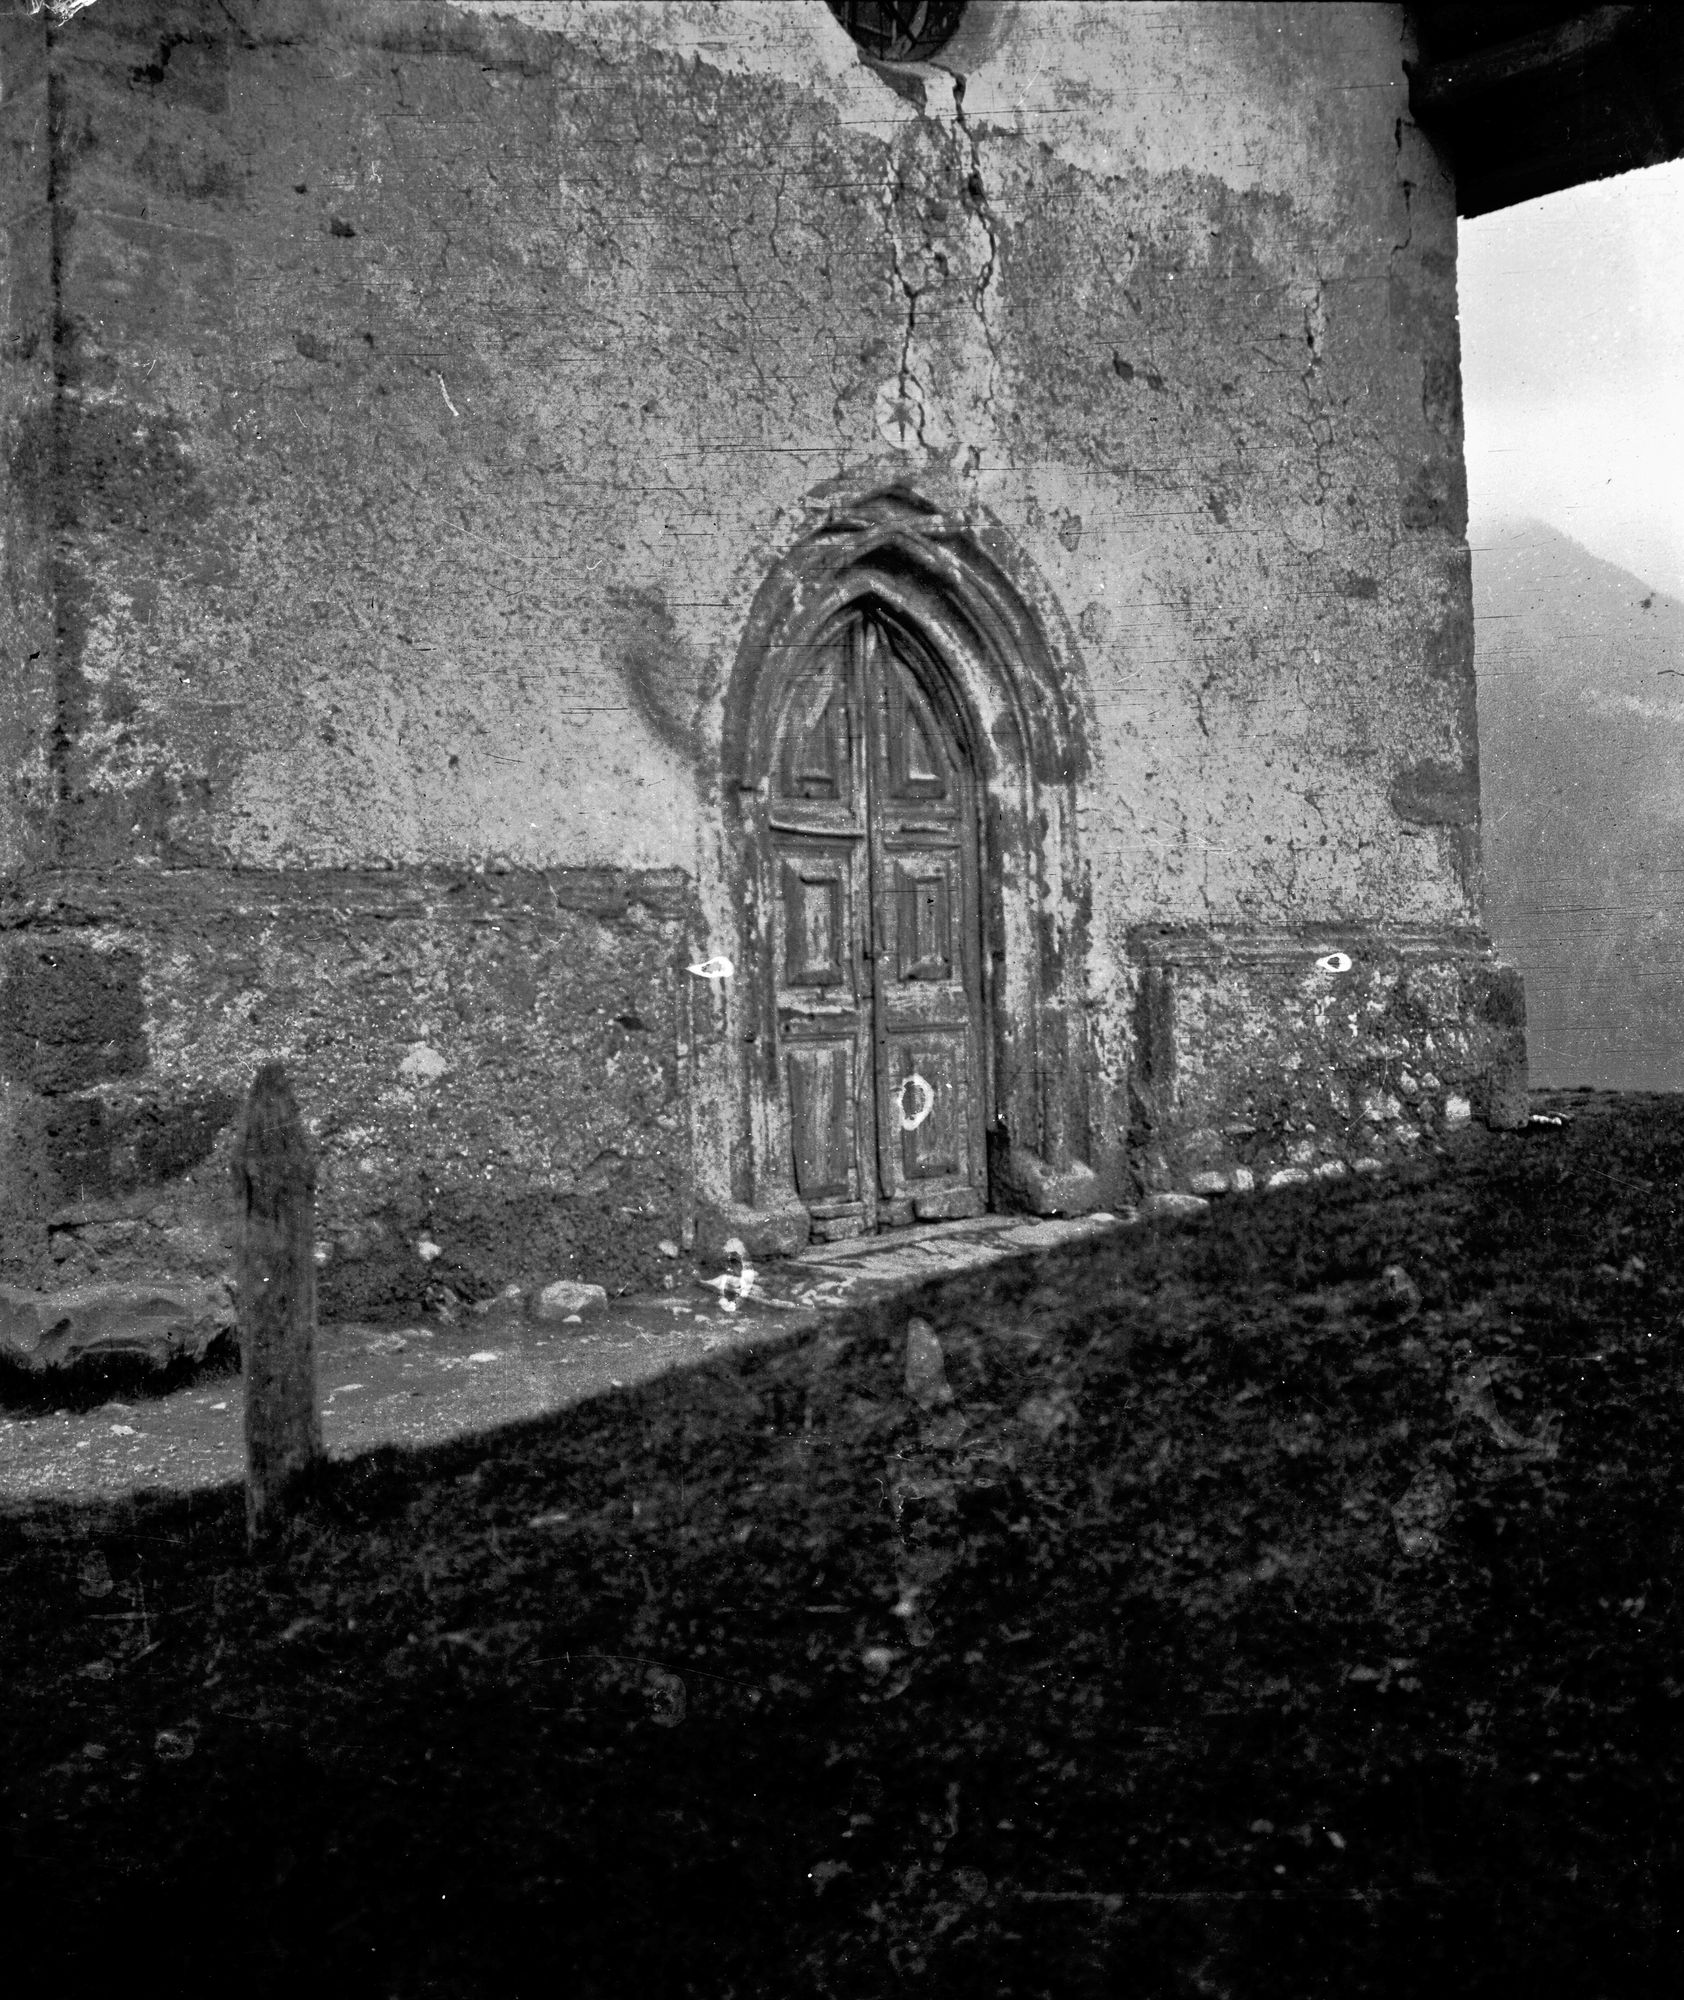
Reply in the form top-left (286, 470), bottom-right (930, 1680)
top-left (534, 1281), bottom-right (609, 1322)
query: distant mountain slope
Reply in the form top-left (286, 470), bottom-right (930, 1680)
top-left (1473, 518), bottom-right (1684, 1088)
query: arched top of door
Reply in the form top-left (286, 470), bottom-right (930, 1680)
top-left (723, 486), bottom-right (1091, 811)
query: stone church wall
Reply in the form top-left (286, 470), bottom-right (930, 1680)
top-left (1, 0), bottom-right (1522, 1307)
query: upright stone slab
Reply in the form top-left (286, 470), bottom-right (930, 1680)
top-left (235, 1063), bottom-right (321, 1544)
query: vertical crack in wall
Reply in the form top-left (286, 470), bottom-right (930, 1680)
top-left (880, 153), bottom-right (926, 449)
top-left (1193, 668), bottom-right (1216, 741)
top-left (722, 220), bottom-right (773, 417)
top-left (1391, 117), bottom-right (1416, 257)
top-left (1299, 283), bottom-right (1332, 538)
top-left (947, 73), bottom-right (1003, 436)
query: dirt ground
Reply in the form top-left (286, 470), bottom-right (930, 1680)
top-left (0, 1211), bottom-right (1117, 1501)
top-left (2, 1090), bottom-right (1681, 1997)
top-left (0, 1296), bottom-right (805, 1501)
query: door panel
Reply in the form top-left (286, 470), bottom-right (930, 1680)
top-left (865, 622), bottom-right (988, 1220)
top-left (768, 633), bottom-right (876, 1236)
top-left (767, 611), bottom-right (988, 1233)
top-left (890, 856), bottom-right (956, 982)
top-left (781, 858), bottom-right (848, 988)
top-left (882, 667), bottom-right (950, 801)
top-left (884, 1034), bottom-right (966, 1178)
top-left (785, 1041), bottom-right (857, 1201)
top-left (780, 677), bottom-right (850, 803)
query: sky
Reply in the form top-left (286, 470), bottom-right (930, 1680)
top-left (1459, 156), bottom-right (1684, 597)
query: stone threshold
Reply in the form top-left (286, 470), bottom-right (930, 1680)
top-left (791, 1213), bottom-right (1024, 1265)
top-left (776, 1210), bottom-right (1131, 1294)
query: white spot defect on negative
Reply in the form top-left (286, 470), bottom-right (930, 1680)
top-left (688, 955), bottom-right (734, 980)
top-left (416, 1238), bottom-right (442, 1263)
top-left (898, 1073), bottom-right (936, 1131)
top-left (1315, 951), bottom-right (1354, 975)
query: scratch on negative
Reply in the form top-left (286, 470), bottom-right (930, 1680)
top-left (438, 374), bottom-right (460, 418)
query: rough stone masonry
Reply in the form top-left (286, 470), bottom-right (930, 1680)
top-left (0, 1), bottom-right (1525, 1317)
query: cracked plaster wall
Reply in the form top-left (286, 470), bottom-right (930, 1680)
top-left (1, 12), bottom-right (56, 878)
top-left (2, 0), bottom-right (1500, 1295)
top-left (26, 0), bottom-right (1474, 910)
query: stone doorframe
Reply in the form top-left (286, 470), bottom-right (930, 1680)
top-left (706, 485), bottom-right (1120, 1256)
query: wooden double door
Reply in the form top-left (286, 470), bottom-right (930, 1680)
top-left (767, 609), bottom-right (989, 1240)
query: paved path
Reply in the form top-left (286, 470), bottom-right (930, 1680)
top-left (0, 1211), bottom-right (1127, 1505)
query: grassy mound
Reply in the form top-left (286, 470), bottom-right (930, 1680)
top-left (3, 1095), bottom-right (1681, 1996)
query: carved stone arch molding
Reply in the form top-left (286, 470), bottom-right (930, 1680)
top-left (705, 485), bottom-right (1124, 1256)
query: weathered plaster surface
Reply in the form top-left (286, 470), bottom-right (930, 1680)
top-left (0, 10), bottom-right (56, 875)
top-left (1, 868), bottom-right (693, 1308)
top-left (35, 1), bottom-right (1474, 914)
top-left (0, 0), bottom-right (1501, 1296)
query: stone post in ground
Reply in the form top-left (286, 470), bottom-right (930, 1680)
top-left (1479, 963), bottom-right (1532, 1131)
top-left (235, 1062), bottom-right (322, 1545)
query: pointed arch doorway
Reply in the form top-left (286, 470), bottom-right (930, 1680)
top-left (768, 605), bottom-right (989, 1239)
top-left (711, 489), bottom-right (1116, 1260)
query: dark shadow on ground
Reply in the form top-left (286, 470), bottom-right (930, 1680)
top-left (3, 1092), bottom-right (1681, 1996)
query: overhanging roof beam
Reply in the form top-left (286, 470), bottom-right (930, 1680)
top-left (1410, 4), bottom-right (1638, 117)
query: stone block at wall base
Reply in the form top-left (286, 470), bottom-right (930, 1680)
top-left (1127, 928), bottom-right (1530, 1194)
top-left (1, 866), bottom-right (698, 1313)
top-left (695, 1196), bottom-right (812, 1264)
top-left (992, 1148), bottom-right (1106, 1218)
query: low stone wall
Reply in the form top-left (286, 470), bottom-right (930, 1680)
top-left (1127, 928), bottom-right (1528, 1195)
top-left (2, 875), bottom-right (1532, 1309)
top-left (0, 866), bottom-right (697, 1317)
